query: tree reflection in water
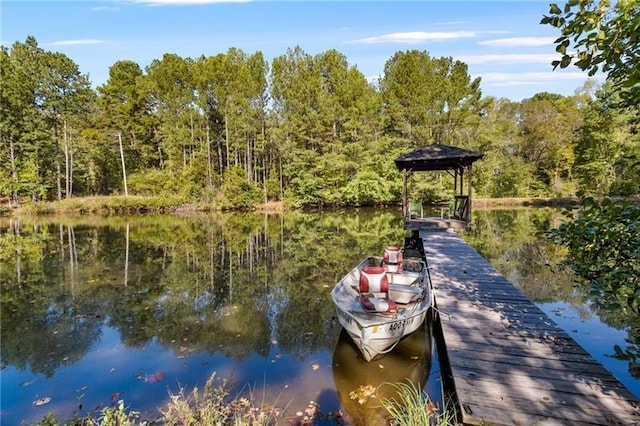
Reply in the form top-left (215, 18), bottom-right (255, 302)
top-left (0, 210), bottom-right (410, 424)
top-left (1, 207), bottom-right (638, 425)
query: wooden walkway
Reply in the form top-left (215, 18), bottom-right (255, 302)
top-left (422, 229), bottom-right (640, 426)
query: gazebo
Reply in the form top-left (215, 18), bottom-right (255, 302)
top-left (394, 144), bottom-right (484, 230)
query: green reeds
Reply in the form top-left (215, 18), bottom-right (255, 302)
top-left (379, 380), bottom-right (458, 426)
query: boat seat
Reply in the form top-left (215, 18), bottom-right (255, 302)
top-left (359, 266), bottom-right (397, 313)
top-left (383, 246), bottom-right (403, 273)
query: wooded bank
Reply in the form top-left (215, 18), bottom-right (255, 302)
top-left (2, 36), bottom-right (639, 211)
top-left (0, 195), bottom-right (585, 217)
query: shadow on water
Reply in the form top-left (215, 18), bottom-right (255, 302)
top-left (331, 318), bottom-right (437, 425)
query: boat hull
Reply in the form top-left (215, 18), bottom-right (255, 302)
top-left (331, 256), bottom-right (433, 362)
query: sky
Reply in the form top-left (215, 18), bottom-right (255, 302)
top-left (1, 0), bottom-right (602, 102)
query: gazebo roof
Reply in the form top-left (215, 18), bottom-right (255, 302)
top-left (394, 143), bottom-right (484, 172)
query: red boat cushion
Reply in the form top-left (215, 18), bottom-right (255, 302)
top-left (359, 266), bottom-right (397, 313)
top-left (383, 246), bottom-right (403, 273)
top-left (361, 295), bottom-right (397, 313)
top-left (360, 266), bottom-right (388, 293)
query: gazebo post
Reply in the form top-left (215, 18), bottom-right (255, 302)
top-left (467, 165), bottom-right (473, 221)
top-left (454, 169), bottom-right (458, 194)
top-left (402, 168), bottom-right (407, 218)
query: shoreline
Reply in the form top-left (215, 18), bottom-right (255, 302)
top-left (0, 196), bottom-right (583, 217)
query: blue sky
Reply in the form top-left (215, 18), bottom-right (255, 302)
top-left (2, 0), bottom-right (600, 101)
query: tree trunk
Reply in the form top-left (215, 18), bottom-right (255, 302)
top-left (118, 132), bottom-right (129, 196)
top-left (279, 154), bottom-right (284, 201)
top-left (217, 135), bottom-right (224, 183)
top-left (246, 132), bottom-right (252, 184)
top-left (9, 136), bottom-right (19, 207)
top-left (55, 120), bottom-right (62, 201)
top-left (69, 133), bottom-right (73, 198)
top-left (206, 122), bottom-right (213, 189)
top-left (63, 120), bottom-right (71, 198)
top-left (225, 113), bottom-right (230, 170)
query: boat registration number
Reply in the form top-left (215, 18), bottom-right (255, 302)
top-left (388, 317), bottom-right (413, 331)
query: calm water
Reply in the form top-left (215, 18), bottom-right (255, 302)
top-left (1, 208), bottom-right (638, 425)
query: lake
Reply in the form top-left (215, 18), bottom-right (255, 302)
top-left (1, 207), bottom-right (638, 425)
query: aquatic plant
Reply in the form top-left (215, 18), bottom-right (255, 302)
top-left (379, 380), bottom-right (458, 426)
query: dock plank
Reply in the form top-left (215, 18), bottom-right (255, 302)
top-left (422, 229), bottom-right (640, 425)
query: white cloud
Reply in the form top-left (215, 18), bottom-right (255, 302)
top-left (49, 39), bottom-right (105, 46)
top-left (349, 31), bottom-right (479, 45)
top-left (460, 53), bottom-right (558, 65)
top-left (130, 0), bottom-right (250, 4)
top-left (91, 6), bottom-right (120, 12)
top-left (434, 21), bottom-right (470, 27)
top-left (479, 37), bottom-right (557, 47)
top-left (479, 71), bottom-right (594, 87)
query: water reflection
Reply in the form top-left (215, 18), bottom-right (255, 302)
top-left (465, 208), bottom-right (579, 303)
top-left (1, 207), bottom-right (638, 425)
top-left (332, 320), bottom-right (432, 425)
top-left (0, 211), bottom-right (408, 424)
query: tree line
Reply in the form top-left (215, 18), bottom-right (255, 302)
top-left (1, 35), bottom-right (638, 209)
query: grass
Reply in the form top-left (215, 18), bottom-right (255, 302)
top-left (1, 195), bottom-right (583, 218)
top-left (33, 372), bottom-right (290, 426)
top-left (33, 373), bottom-right (457, 425)
top-left (378, 380), bottom-right (459, 426)
top-left (158, 372), bottom-right (289, 426)
top-left (9, 195), bottom-right (197, 216)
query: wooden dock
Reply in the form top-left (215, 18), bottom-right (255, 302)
top-left (422, 229), bottom-right (640, 425)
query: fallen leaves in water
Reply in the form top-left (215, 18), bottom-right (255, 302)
top-left (349, 384), bottom-right (377, 405)
top-left (33, 397), bottom-right (51, 406)
top-left (177, 346), bottom-right (194, 359)
top-left (136, 371), bottom-right (165, 383)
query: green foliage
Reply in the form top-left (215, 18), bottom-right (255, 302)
top-left (264, 170), bottom-right (281, 201)
top-left (285, 174), bottom-right (325, 208)
top-left (160, 372), bottom-right (235, 425)
top-left (550, 195), bottom-right (640, 381)
top-left (220, 165), bottom-right (262, 209)
top-left (541, 0), bottom-right (640, 105)
top-left (474, 151), bottom-right (542, 197)
top-left (518, 93), bottom-right (582, 195)
top-left (408, 173), bottom-right (450, 203)
top-left (379, 50), bottom-right (484, 146)
top-left (4, 35), bottom-right (640, 209)
top-left (551, 196), bottom-right (640, 315)
top-left (572, 83), bottom-right (640, 197)
top-left (15, 195), bottom-right (187, 215)
top-left (379, 380), bottom-right (457, 426)
top-left (99, 400), bottom-right (143, 426)
top-left (342, 170), bottom-right (396, 206)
